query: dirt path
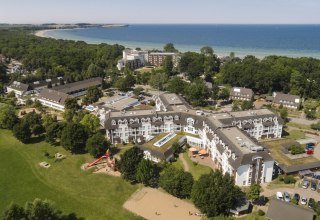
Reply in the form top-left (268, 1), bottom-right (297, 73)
top-left (179, 153), bottom-right (189, 172)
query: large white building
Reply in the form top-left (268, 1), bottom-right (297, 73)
top-left (117, 49), bottom-right (148, 70)
top-left (100, 93), bottom-right (283, 186)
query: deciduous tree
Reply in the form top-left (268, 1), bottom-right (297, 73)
top-left (119, 146), bottom-right (144, 183)
top-left (86, 133), bottom-right (110, 158)
top-left (61, 123), bottom-right (88, 153)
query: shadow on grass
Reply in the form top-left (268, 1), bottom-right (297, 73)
top-left (28, 135), bottom-right (46, 144)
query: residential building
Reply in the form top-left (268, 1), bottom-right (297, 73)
top-left (6, 81), bottom-right (32, 97)
top-left (230, 87), bottom-right (254, 101)
top-left (101, 93), bottom-right (283, 186)
top-left (266, 199), bottom-right (315, 220)
top-left (37, 88), bottom-right (71, 111)
top-left (147, 52), bottom-right (178, 66)
top-left (117, 49), bottom-right (148, 70)
top-left (272, 92), bottom-right (301, 109)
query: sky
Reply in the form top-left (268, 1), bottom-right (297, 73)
top-left (0, 0), bottom-right (319, 24)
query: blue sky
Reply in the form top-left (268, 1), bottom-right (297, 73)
top-left (0, 0), bottom-right (319, 24)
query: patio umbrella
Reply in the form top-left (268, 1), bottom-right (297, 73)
top-left (199, 149), bottom-right (207, 155)
top-left (189, 147), bottom-right (198, 152)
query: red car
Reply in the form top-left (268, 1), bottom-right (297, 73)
top-left (306, 150), bottom-right (314, 155)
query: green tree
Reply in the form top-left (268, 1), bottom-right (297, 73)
top-left (45, 122), bottom-right (64, 144)
top-left (80, 114), bottom-right (100, 134)
top-left (26, 98), bottom-right (33, 106)
top-left (148, 72), bottom-right (168, 91)
top-left (162, 56), bottom-right (174, 76)
top-left (22, 111), bottom-right (44, 136)
top-left (60, 123), bottom-right (88, 153)
top-left (64, 97), bottom-right (80, 112)
top-left (83, 86), bottom-right (103, 104)
top-left (85, 133), bottom-right (110, 158)
top-left (119, 146), bottom-right (144, 183)
top-left (136, 159), bottom-right (159, 187)
top-left (42, 114), bottom-right (57, 129)
top-left (246, 184), bottom-right (261, 201)
top-left (241, 100), bottom-right (253, 110)
top-left (2, 203), bottom-right (25, 220)
top-left (63, 109), bottom-right (74, 122)
top-left (159, 166), bottom-right (194, 199)
top-left (218, 88), bottom-right (230, 100)
top-left (25, 199), bottom-right (61, 220)
top-left (279, 108), bottom-right (288, 122)
top-left (191, 171), bottom-right (243, 217)
top-left (166, 76), bottom-right (186, 94)
top-left (163, 43), bottom-right (178, 52)
top-left (13, 121), bottom-right (32, 143)
top-left (0, 103), bottom-right (18, 129)
top-left (7, 91), bottom-right (16, 98)
top-left (184, 79), bottom-right (209, 106)
top-left (133, 86), bottom-right (144, 97)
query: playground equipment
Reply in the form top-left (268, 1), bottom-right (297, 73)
top-left (86, 149), bottom-right (117, 171)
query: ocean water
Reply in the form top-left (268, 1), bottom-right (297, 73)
top-left (43, 24), bottom-right (320, 58)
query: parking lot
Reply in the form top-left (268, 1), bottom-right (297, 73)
top-left (262, 178), bottom-right (320, 207)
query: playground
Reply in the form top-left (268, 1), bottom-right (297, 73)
top-left (81, 150), bottom-right (121, 177)
top-left (124, 187), bottom-right (202, 220)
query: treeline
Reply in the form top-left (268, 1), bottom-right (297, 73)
top-left (0, 29), bottom-right (124, 83)
top-left (218, 55), bottom-right (320, 99)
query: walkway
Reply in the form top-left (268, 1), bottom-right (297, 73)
top-left (179, 153), bottom-right (189, 172)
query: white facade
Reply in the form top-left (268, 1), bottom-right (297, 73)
top-left (37, 98), bottom-right (65, 111)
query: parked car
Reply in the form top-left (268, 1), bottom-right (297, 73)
top-left (308, 198), bottom-right (315, 209)
top-left (283, 192), bottom-right (291, 202)
top-left (293, 193), bottom-right (300, 204)
top-left (311, 180), bottom-right (317, 191)
top-left (303, 180), bottom-right (310, 189)
top-left (301, 196), bottom-right (308, 205)
top-left (276, 192), bottom-right (283, 200)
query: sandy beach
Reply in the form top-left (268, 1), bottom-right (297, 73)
top-left (34, 29), bottom-right (51, 38)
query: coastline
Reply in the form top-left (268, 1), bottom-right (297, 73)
top-left (33, 27), bottom-right (320, 59)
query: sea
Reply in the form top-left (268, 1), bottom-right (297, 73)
top-left (42, 24), bottom-right (320, 58)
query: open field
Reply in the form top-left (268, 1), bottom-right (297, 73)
top-left (287, 122), bottom-right (311, 130)
top-left (264, 139), bottom-right (319, 166)
top-left (0, 129), bottom-right (140, 219)
top-left (182, 152), bottom-right (212, 180)
top-left (283, 128), bottom-right (306, 140)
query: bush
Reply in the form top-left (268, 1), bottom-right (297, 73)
top-left (278, 175), bottom-right (284, 181)
top-left (283, 175), bottom-right (296, 184)
top-left (288, 144), bottom-right (305, 155)
top-left (258, 209), bottom-right (265, 216)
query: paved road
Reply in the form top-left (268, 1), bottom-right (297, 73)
top-left (179, 153), bottom-right (189, 172)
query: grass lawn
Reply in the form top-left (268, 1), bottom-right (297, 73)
top-left (266, 178), bottom-right (296, 190)
top-left (283, 128), bottom-right (306, 140)
top-left (264, 140), bottom-right (318, 166)
top-left (287, 122), bottom-right (311, 130)
top-left (0, 129), bottom-right (141, 219)
top-left (182, 152), bottom-right (212, 180)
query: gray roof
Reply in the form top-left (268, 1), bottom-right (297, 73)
top-left (54, 77), bottom-right (102, 94)
top-left (266, 199), bottom-right (315, 220)
top-left (279, 161), bottom-right (320, 174)
top-left (230, 87), bottom-right (254, 98)
top-left (273, 92), bottom-right (300, 107)
top-left (8, 81), bottom-right (30, 92)
top-left (38, 88), bottom-right (71, 105)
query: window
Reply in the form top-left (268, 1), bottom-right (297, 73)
top-left (243, 181), bottom-right (246, 185)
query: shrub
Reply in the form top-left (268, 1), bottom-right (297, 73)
top-left (288, 144), bottom-right (305, 155)
top-left (283, 175), bottom-right (296, 184)
top-left (258, 209), bottom-right (265, 216)
top-left (278, 175), bottom-right (284, 181)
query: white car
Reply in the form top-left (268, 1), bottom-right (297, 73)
top-left (276, 192), bottom-right (283, 200)
top-left (301, 196), bottom-right (307, 205)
